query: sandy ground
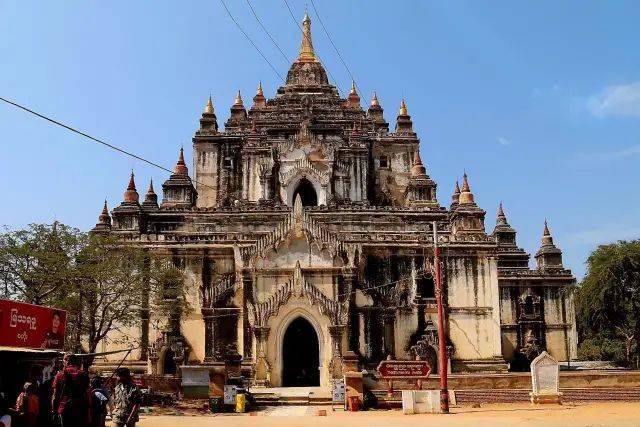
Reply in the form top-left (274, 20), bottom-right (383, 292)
top-left (109, 402), bottom-right (640, 427)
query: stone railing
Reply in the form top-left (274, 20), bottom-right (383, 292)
top-left (249, 262), bottom-right (347, 326)
top-left (200, 272), bottom-right (237, 308)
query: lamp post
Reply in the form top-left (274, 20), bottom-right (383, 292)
top-left (432, 221), bottom-right (449, 413)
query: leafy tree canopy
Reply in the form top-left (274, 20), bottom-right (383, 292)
top-left (576, 240), bottom-right (640, 367)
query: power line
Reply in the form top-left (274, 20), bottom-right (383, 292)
top-left (245, 0), bottom-right (291, 64)
top-left (309, 0), bottom-right (363, 96)
top-left (282, 0), bottom-right (342, 93)
top-left (0, 96), bottom-right (216, 191)
top-left (219, 0), bottom-right (285, 82)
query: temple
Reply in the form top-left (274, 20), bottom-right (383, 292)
top-left (93, 14), bottom-right (577, 384)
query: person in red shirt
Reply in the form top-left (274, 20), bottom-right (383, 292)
top-left (15, 382), bottom-right (39, 427)
top-left (51, 354), bottom-right (90, 427)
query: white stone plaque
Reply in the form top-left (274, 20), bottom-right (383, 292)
top-left (530, 351), bottom-right (561, 404)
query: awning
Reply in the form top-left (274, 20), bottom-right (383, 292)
top-left (0, 346), bottom-right (62, 356)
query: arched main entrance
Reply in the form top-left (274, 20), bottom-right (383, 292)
top-left (282, 317), bottom-right (320, 386)
top-left (292, 178), bottom-right (318, 207)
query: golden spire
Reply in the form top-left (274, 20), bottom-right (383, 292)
top-left (204, 95), bottom-right (214, 114)
top-left (256, 82), bottom-right (263, 97)
top-left (459, 171), bottom-right (475, 204)
top-left (298, 11), bottom-right (316, 62)
top-left (234, 90), bottom-right (244, 106)
top-left (399, 99), bottom-right (408, 116)
top-left (349, 81), bottom-right (357, 95)
top-left (371, 92), bottom-right (380, 107)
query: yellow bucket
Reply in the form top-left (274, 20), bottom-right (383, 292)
top-left (235, 393), bottom-right (246, 413)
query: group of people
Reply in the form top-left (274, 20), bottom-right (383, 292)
top-left (0, 354), bottom-right (141, 427)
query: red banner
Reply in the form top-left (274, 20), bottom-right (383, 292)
top-left (0, 299), bottom-right (67, 350)
top-left (377, 360), bottom-right (431, 379)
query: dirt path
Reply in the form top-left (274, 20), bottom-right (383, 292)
top-left (116, 402), bottom-right (640, 427)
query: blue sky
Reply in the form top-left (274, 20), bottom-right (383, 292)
top-left (1, 1), bottom-right (639, 278)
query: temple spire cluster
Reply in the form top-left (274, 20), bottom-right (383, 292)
top-left (90, 10), bottom-right (577, 379)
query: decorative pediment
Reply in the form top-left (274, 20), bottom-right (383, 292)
top-left (248, 261), bottom-right (348, 327)
top-left (279, 156), bottom-right (330, 187)
top-left (239, 195), bottom-right (345, 266)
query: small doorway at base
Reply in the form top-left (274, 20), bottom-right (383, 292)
top-left (282, 317), bottom-right (320, 386)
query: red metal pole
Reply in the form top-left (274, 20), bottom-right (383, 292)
top-left (433, 222), bottom-right (449, 413)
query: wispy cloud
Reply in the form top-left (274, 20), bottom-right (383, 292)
top-left (587, 82), bottom-right (640, 118)
top-left (566, 227), bottom-right (640, 246)
top-left (497, 137), bottom-right (511, 146)
top-left (577, 144), bottom-right (640, 161)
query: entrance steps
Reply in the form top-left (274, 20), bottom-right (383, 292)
top-left (251, 387), bottom-right (333, 406)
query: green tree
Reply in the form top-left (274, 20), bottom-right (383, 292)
top-left (0, 222), bottom-right (84, 305)
top-left (0, 222), bottom-right (188, 360)
top-left (576, 240), bottom-right (640, 368)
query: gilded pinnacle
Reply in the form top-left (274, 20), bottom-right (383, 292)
top-left (298, 12), bottom-right (316, 62)
top-left (399, 99), bottom-right (408, 116)
top-left (371, 92), bottom-right (380, 107)
top-left (204, 96), bottom-right (214, 114)
top-left (234, 90), bottom-right (244, 106)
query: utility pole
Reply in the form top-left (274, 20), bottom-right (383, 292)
top-left (432, 221), bottom-right (449, 413)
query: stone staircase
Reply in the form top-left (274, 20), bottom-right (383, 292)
top-left (251, 387), bottom-right (333, 406)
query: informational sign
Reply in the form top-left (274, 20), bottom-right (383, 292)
top-left (0, 299), bottom-right (67, 350)
top-left (223, 385), bottom-right (238, 405)
top-left (377, 360), bottom-right (431, 379)
top-left (331, 378), bottom-right (345, 404)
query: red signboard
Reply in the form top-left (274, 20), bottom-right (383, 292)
top-left (377, 360), bottom-right (431, 379)
top-left (0, 299), bottom-right (67, 350)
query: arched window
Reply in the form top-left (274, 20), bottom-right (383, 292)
top-left (292, 178), bottom-right (318, 206)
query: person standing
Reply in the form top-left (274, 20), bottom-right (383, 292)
top-left (14, 382), bottom-right (39, 427)
top-left (111, 369), bottom-right (140, 427)
top-left (51, 354), bottom-right (90, 427)
top-left (89, 377), bottom-right (108, 427)
top-left (0, 395), bottom-right (11, 427)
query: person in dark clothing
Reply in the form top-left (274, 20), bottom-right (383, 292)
top-left (37, 372), bottom-right (55, 427)
top-left (0, 395), bottom-right (12, 427)
top-left (51, 354), bottom-right (90, 427)
top-left (89, 377), bottom-right (108, 427)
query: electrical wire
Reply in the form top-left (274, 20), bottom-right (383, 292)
top-left (245, 0), bottom-right (291, 64)
top-left (219, 0), bottom-right (285, 82)
top-left (309, 0), bottom-right (363, 95)
top-left (282, 0), bottom-right (342, 93)
top-left (0, 96), bottom-right (217, 191)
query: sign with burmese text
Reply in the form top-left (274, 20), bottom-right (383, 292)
top-left (0, 299), bottom-right (67, 350)
top-left (377, 360), bottom-right (431, 379)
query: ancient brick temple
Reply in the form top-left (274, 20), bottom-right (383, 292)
top-left (93, 14), bottom-right (577, 384)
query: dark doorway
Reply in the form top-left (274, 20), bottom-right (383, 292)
top-left (163, 349), bottom-right (177, 375)
top-left (292, 178), bottom-right (318, 206)
top-left (282, 317), bottom-right (320, 386)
